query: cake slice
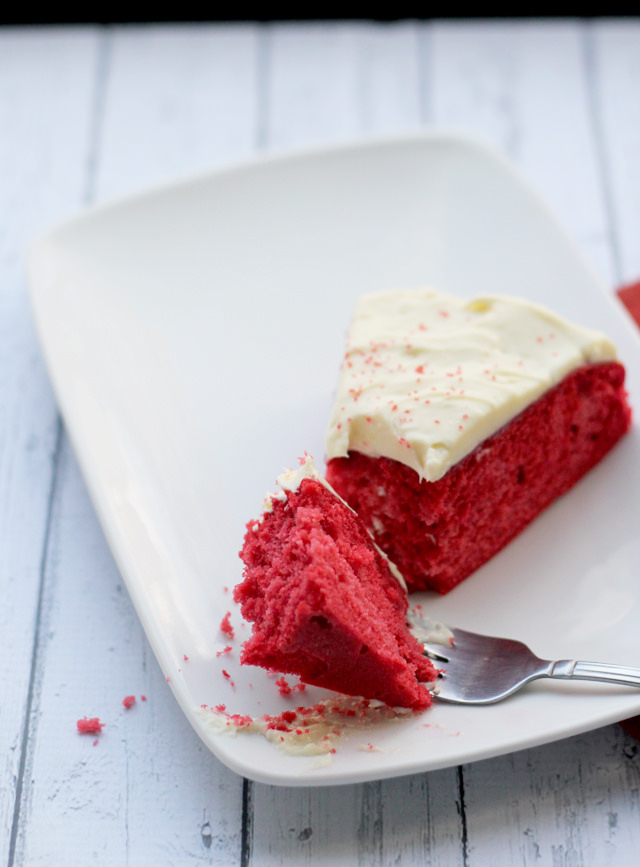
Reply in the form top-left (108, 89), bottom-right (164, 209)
top-left (325, 289), bottom-right (632, 594)
top-left (235, 455), bottom-right (438, 710)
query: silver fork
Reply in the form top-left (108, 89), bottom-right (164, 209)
top-left (423, 627), bottom-right (640, 705)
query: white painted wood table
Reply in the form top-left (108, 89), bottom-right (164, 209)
top-left (2, 18), bottom-right (640, 865)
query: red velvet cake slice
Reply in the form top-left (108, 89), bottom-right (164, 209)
top-left (235, 455), bottom-right (438, 710)
top-left (325, 290), bottom-right (632, 594)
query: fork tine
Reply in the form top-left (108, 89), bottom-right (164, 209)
top-left (422, 643), bottom-right (450, 663)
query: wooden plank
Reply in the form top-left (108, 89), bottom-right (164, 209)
top-left (590, 20), bottom-right (640, 284)
top-left (95, 23), bottom-right (261, 199)
top-left (429, 20), bottom-right (616, 286)
top-left (0, 27), bottom-right (99, 862)
top-left (378, 771), bottom-right (466, 866)
top-left (249, 771), bottom-right (464, 867)
top-left (461, 726), bottom-right (640, 865)
top-left (247, 21), bottom-right (465, 866)
top-left (266, 21), bottom-right (422, 149)
top-left (11, 24), bottom-right (259, 864)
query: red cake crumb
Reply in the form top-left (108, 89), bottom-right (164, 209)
top-left (228, 713), bottom-right (254, 727)
top-left (235, 463), bottom-right (438, 710)
top-left (141, 695), bottom-right (147, 701)
top-left (215, 703), bottom-right (226, 712)
top-left (327, 363), bottom-right (631, 594)
top-left (221, 669), bottom-right (235, 687)
top-left (77, 717), bottom-right (104, 735)
top-left (275, 676), bottom-right (292, 696)
top-left (122, 695), bottom-right (135, 709)
top-left (216, 645), bottom-right (232, 657)
top-left (220, 612), bottom-right (234, 639)
top-left (183, 655), bottom-right (189, 662)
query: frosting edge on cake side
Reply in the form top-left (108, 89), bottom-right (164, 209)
top-left (325, 289), bottom-right (619, 482)
top-left (260, 453), bottom-right (408, 592)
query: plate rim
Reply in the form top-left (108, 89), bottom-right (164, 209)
top-left (27, 129), bottom-right (640, 787)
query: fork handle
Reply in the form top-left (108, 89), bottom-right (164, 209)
top-left (549, 659), bottom-right (640, 687)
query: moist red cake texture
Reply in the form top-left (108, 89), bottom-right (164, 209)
top-left (326, 361), bottom-right (632, 595)
top-left (235, 465), bottom-right (438, 711)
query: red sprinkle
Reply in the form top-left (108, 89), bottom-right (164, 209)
top-left (141, 695), bottom-right (147, 702)
top-left (220, 612), bottom-right (234, 638)
top-left (222, 670), bottom-right (231, 679)
top-left (122, 695), bottom-right (136, 710)
top-left (77, 717), bottom-right (104, 735)
top-left (183, 655), bottom-right (189, 662)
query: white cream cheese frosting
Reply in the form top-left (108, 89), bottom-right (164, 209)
top-left (196, 696), bottom-right (413, 756)
top-left (260, 452), bottom-right (345, 513)
top-left (326, 289), bottom-right (617, 482)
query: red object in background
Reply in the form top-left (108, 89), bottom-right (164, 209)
top-left (620, 717), bottom-right (640, 740)
top-left (617, 280), bottom-right (640, 739)
top-left (617, 280), bottom-right (640, 329)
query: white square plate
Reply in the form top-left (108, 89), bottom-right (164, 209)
top-left (28, 132), bottom-right (640, 786)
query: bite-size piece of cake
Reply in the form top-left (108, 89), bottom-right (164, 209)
top-left (235, 456), bottom-right (438, 711)
top-left (325, 289), bottom-right (632, 595)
